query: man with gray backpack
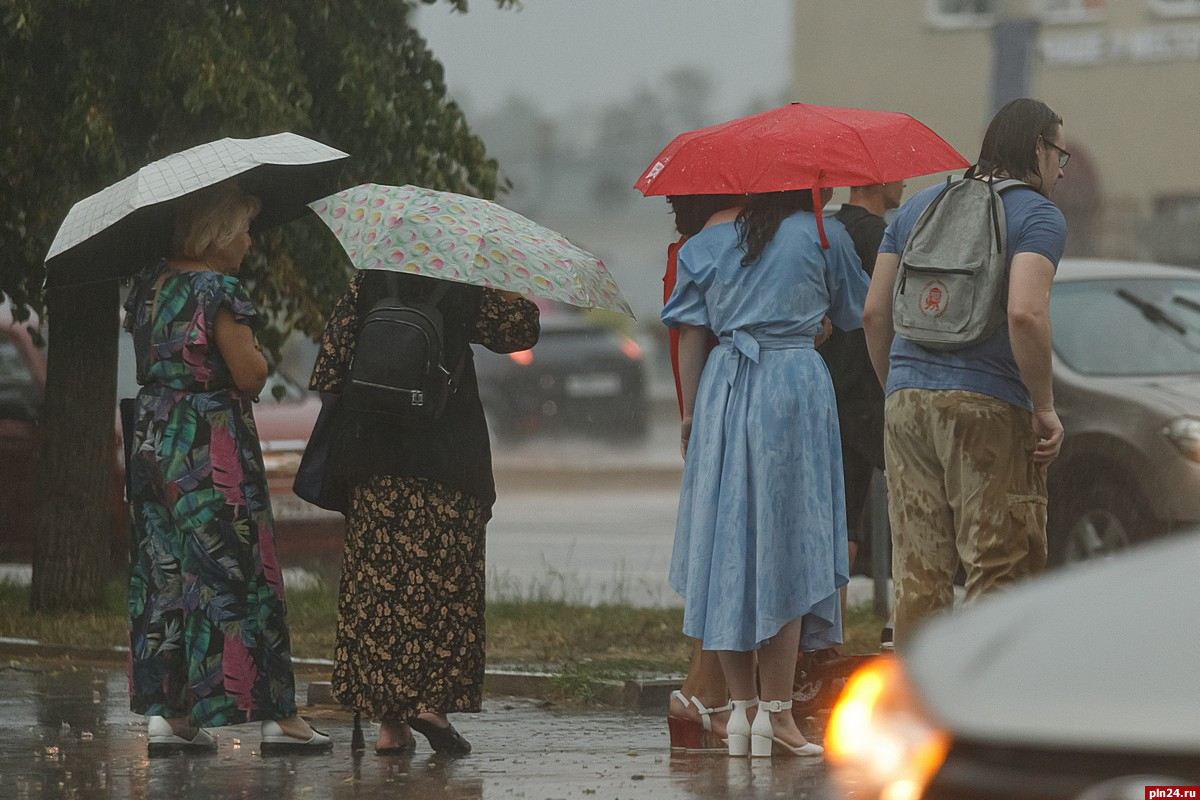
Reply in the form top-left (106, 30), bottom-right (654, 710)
top-left (862, 98), bottom-right (1069, 649)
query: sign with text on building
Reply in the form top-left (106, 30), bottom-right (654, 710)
top-left (1042, 24), bottom-right (1200, 65)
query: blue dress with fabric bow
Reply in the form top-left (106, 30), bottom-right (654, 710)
top-left (662, 212), bottom-right (869, 652)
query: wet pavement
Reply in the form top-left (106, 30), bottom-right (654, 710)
top-left (1, 661), bottom-right (837, 799)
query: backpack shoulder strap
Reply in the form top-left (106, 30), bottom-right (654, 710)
top-left (381, 270), bottom-right (404, 301)
top-left (426, 279), bottom-right (452, 308)
top-left (991, 178), bottom-right (1029, 193)
top-left (982, 178), bottom-right (1030, 253)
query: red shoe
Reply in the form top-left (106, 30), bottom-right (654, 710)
top-left (668, 691), bottom-right (730, 752)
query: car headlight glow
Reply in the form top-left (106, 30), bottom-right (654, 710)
top-left (825, 656), bottom-right (951, 800)
top-left (508, 349), bottom-right (534, 366)
top-left (619, 337), bottom-right (642, 360)
top-left (1163, 416), bottom-right (1200, 463)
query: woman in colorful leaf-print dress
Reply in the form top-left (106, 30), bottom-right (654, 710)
top-left (310, 270), bottom-right (539, 756)
top-left (124, 182), bottom-right (330, 754)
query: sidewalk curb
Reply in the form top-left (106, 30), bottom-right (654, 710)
top-left (0, 638), bottom-right (681, 712)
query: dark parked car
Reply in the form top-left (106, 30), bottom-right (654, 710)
top-left (473, 301), bottom-right (647, 440)
top-left (823, 532), bottom-right (1200, 800)
top-left (0, 309), bottom-right (322, 565)
top-left (1046, 258), bottom-right (1200, 564)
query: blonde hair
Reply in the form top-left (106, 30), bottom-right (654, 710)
top-left (172, 182), bottom-right (262, 260)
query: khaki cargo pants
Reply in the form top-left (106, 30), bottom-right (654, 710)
top-left (884, 389), bottom-right (1047, 649)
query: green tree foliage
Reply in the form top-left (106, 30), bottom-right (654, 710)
top-left (0, 0), bottom-right (509, 609)
top-left (1, 0), bottom-right (506, 332)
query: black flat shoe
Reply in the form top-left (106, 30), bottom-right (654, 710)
top-left (409, 717), bottom-right (472, 756)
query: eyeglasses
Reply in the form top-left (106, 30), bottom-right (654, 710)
top-left (1043, 138), bottom-right (1071, 169)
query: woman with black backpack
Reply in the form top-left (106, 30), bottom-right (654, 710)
top-left (309, 270), bottom-right (539, 755)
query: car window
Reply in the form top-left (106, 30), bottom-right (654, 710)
top-left (1051, 278), bottom-right (1200, 376)
top-left (0, 332), bottom-right (40, 420)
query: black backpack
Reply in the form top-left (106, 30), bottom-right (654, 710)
top-left (344, 273), bottom-right (464, 422)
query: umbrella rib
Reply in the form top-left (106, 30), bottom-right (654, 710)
top-left (808, 104), bottom-right (887, 184)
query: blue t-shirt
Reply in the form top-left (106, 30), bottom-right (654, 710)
top-left (879, 182), bottom-right (1067, 410)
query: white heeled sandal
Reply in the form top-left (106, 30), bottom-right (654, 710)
top-left (751, 699), bottom-right (823, 758)
top-left (725, 698), bottom-right (758, 757)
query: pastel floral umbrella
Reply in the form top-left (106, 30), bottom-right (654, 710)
top-left (308, 183), bottom-right (635, 318)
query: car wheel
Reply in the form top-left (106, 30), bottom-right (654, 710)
top-left (1052, 478), bottom-right (1146, 565)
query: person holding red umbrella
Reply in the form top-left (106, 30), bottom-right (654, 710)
top-left (663, 188), bottom-right (869, 758)
top-left (664, 192), bottom-right (842, 750)
top-left (641, 102), bottom-right (968, 753)
top-left (663, 193), bottom-right (740, 751)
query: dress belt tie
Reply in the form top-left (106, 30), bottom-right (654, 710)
top-left (717, 330), bottom-right (814, 386)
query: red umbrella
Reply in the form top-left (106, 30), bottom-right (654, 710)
top-left (635, 103), bottom-right (969, 247)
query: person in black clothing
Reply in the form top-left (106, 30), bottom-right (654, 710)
top-left (310, 271), bottom-right (539, 756)
top-left (820, 181), bottom-right (904, 586)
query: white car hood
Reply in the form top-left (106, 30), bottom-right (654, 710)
top-left (905, 533), bottom-right (1200, 753)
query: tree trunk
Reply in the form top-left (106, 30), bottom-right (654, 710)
top-left (30, 281), bottom-right (121, 612)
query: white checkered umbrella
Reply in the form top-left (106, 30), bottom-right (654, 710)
top-left (44, 132), bottom-right (349, 288)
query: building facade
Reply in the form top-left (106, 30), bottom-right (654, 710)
top-left (791, 0), bottom-right (1200, 262)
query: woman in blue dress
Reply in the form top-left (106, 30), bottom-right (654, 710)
top-left (662, 190), bottom-right (869, 758)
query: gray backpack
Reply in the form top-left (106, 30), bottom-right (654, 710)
top-left (893, 176), bottom-right (1026, 350)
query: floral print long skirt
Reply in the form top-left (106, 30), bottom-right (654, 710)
top-left (128, 386), bottom-right (298, 726)
top-left (331, 475), bottom-right (487, 720)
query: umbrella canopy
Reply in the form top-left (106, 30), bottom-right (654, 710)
top-left (635, 103), bottom-right (970, 198)
top-left (44, 132), bottom-right (349, 289)
top-left (309, 183), bottom-right (635, 318)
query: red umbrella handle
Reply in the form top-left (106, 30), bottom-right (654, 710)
top-left (664, 239), bottom-right (685, 418)
top-left (813, 185), bottom-right (829, 249)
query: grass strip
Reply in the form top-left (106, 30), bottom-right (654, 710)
top-left (0, 579), bottom-right (885, 693)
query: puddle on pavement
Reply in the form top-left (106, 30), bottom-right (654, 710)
top-left (1, 664), bottom-right (833, 799)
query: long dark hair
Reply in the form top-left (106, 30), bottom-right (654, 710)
top-left (972, 98), bottom-right (1063, 183)
top-left (735, 190), bottom-right (815, 266)
top-left (667, 194), bottom-right (744, 237)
